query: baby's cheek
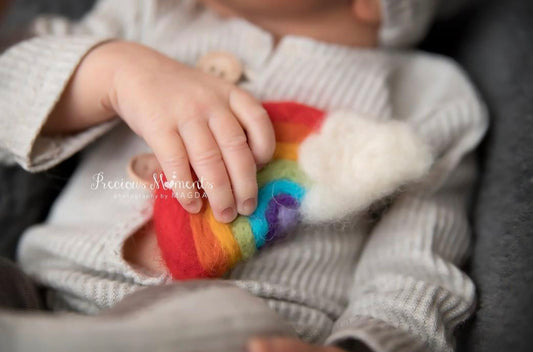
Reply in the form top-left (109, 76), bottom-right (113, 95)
top-left (123, 221), bottom-right (167, 276)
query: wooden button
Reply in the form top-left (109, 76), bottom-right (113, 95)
top-left (127, 153), bottom-right (162, 185)
top-left (196, 51), bottom-right (244, 84)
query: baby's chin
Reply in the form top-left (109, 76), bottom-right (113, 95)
top-left (199, 0), bottom-right (380, 49)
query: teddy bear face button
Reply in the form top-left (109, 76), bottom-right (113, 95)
top-left (127, 153), bottom-right (162, 186)
top-left (196, 51), bottom-right (244, 84)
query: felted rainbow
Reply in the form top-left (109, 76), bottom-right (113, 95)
top-left (153, 102), bottom-right (326, 280)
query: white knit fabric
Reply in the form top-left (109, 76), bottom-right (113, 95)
top-left (0, 1), bottom-right (488, 352)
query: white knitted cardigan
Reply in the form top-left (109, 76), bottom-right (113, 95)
top-left (0, 1), bottom-right (488, 352)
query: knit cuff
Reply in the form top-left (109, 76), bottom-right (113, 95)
top-left (0, 35), bottom-right (118, 172)
top-left (325, 316), bottom-right (427, 352)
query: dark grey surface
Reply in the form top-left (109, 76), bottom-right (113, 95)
top-left (0, 0), bottom-right (94, 34)
top-left (0, 0), bottom-right (532, 350)
top-left (451, 1), bottom-right (532, 351)
top-left (422, 0), bottom-right (533, 350)
top-left (0, 159), bottom-right (79, 260)
top-left (0, 257), bottom-right (43, 310)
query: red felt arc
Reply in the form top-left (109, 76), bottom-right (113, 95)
top-left (263, 102), bottom-right (325, 131)
top-left (153, 184), bottom-right (210, 280)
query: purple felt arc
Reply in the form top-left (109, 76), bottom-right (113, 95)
top-left (265, 194), bottom-right (300, 243)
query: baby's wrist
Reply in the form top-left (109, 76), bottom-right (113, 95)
top-left (101, 41), bottom-right (190, 125)
top-left (42, 40), bottom-right (139, 134)
top-left (91, 40), bottom-right (149, 116)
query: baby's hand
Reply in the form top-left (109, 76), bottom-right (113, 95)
top-left (107, 42), bottom-right (275, 222)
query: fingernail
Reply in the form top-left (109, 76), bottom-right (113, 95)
top-left (241, 198), bottom-right (257, 215)
top-left (184, 200), bottom-right (202, 214)
top-left (220, 207), bottom-right (236, 222)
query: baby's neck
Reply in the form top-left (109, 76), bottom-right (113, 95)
top-left (200, 1), bottom-right (379, 48)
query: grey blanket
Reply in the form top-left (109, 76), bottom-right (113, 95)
top-left (422, 0), bottom-right (533, 350)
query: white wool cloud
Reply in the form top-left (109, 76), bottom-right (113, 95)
top-left (299, 111), bottom-right (434, 223)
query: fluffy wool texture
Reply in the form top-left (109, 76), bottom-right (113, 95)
top-left (154, 102), bottom-right (434, 280)
top-left (299, 110), bottom-right (434, 223)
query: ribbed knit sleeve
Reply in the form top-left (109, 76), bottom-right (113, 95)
top-left (0, 36), bottom-right (118, 172)
top-left (0, 0), bottom-right (151, 172)
top-left (325, 56), bottom-right (489, 352)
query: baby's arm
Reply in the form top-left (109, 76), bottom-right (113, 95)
top-left (1, 0), bottom-right (275, 222)
top-left (44, 39), bottom-right (275, 221)
top-left (324, 56), bottom-right (488, 352)
top-left (0, 0), bottom-right (140, 170)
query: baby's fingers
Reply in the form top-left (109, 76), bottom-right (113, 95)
top-left (209, 111), bottom-right (258, 216)
top-left (180, 119), bottom-right (236, 223)
top-left (229, 89), bottom-right (275, 167)
top-left (145, 130), bottom-right (201, 214)
top-left (247, 337), bottom-right (331, 352)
